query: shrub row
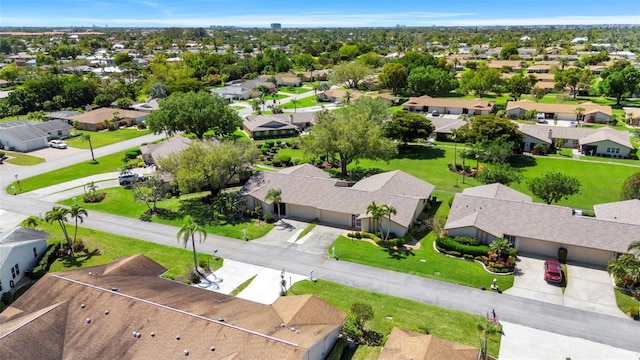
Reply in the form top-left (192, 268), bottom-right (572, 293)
top-left (29, 243), bottom-right (60, 280)
top-left (436, 237), bottom-right (490, 258)
top-left (452, 236), bottom-right (480, 246)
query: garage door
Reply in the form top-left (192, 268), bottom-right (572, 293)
top-left (517, 237), bottom-right (559, 258)
top-left (566, 245), bottom-right (614, 267)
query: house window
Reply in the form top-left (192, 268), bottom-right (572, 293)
top-left (573, 140), bottom-right (578, 146)
top-left (0, 281), bottom-right (2, 292)
top-left (33, 247), bottom-right (38, 259)
top-left (615, 148), bottom-right (620, 154)
top-left (503, 234), bottom-right (516, 245)
top-left (351, 214), bottom-right (361, 228)
top-left (606, 148), bottom-right (611, 153)
top-left (14, 264), bottom-right (20, 277)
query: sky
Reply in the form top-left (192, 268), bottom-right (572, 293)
top-left (1, 0), bottom-right (639, 28)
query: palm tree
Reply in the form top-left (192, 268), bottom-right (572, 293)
top-left (84, 181), bottom-right (98, 195)
top-left (489, 238), bottom-right (510, 258)
top-left (45, 206), bottom-right (72, 254)
top-left (469, 142), bottom-right (484, 171)
top-left (559, 58), bottom-right (569, 71)
top-left (80, 134), bottom-right (96, 162)
top-left (291, 98), bottom-right (300, 113)
top-left (366, 201), bottom-right (384, 234)
top-left (451, 129), bottom-right (460, 170)
top-left (627, 241), bottom-right (640, 258)
top-left (382, 204), bottom-right (397, 241)
top-left (177, 215), bottom-right (208, 276)
top-left (477, 317), bottom-right (500, 360)
top-left (574, 106), bottom-right (585, 127)
top-left (265, 188), bottom-right (282, 222)
top-left (343, 91), bottom-right (352, 105)
top-left (20, 216), bottom-right (40, 229)
top-left (69, 204), bottom-right (88, 245)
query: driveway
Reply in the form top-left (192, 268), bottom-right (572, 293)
top-left (252, 219), bottom-right (345, 255)
top-left (504, 255), bottom-right (563, 305)
top-left (21, 146), bottom-right (86, 161)
top-left (564, 263), bottom-right (625, 318)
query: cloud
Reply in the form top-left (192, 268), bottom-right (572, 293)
top-left (138, 0), bottom-right (158, 7)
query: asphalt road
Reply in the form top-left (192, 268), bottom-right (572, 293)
top-left (1, 132), bottom-right (639, 353)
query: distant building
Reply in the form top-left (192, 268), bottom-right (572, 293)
top-left (270, 23), bottom-right (282, 29)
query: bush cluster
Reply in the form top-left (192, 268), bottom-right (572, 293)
top-left (29, 243), bottom-right (60, 280)
top-left (436, 237), bottom-right (490, 258)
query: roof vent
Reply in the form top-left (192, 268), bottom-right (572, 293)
top-left (183, 350), bottom-right (189, 356)
top-left (88, 272), bottom-right (92, 275)
top-left (176, 335), bottom-right (181, 340)
top-left (111, 287), bottom-right (118, 292)
top-left (86, 318), bottom-right (91, 324)
top-left (280, 323), bottom-right (285, 328)
top-left (150, 332), bottom-right (156, 337)
top-left (81, 304), bottom-right (86, 308)
top-left (217, 317), bottom-right (225, 322)
top-left (104, 310), bottom-right (109, 315)
top-left (210, 346), bottom-right (216, 351)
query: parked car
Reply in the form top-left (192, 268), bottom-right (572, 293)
top-left (118, 173), bottom-right (145, 186)
top-left (48, 140), bottom-right (67, 149)
top-left (431, 110), bottom-right (440, 117)
top-left (544, 260), bottom-right (563, 283)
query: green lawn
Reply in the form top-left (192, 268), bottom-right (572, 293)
top-left (297, 223), bottom-right (316, 240)
top-left (231, 105), bottom-right (246, 110)
top-left (5, 148), bottom-right (137, 195)
top-left (278, 86), bottom-right (311, 94)
top-left (65, 129), bottom-right (151, 149)
top-left (39, 222), bottom-right (222, 280)
top-left (2, 151), bottom-right (46, 165)
top-left (281, 96), bottom-right (319, 109)
top-left (614, 289), bottom-right (640, 316)
top-left (331, 233), bottom-right (513, 290)
top-left (59, 187), bottom-right (274, 240)
top-left (290, 279), bottom-right (502, 358)
top-left (230, 275), bottom-right (256, 296)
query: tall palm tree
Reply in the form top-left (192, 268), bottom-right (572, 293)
top-left (84, 181), bottom-right (98, 195)
top-left (265, 188), bottom-right (282, 222)
top-left (291, 98), bottom-right (299, 113)
top-left (477, 317), bottom-right (500, 360)
top-left (20, 216), bottom-right (40, 229)
top-left (574, 106), bottom-right (585, 127)
top-left (177, 215), bottom-right (208, 276)
top-left (343, 91), bottom-right (352, 105)
top-left (366, 201), bottom-right (384, 234)
top-left (69, 204), bottom-right (88, 245)
top-left (451, 129), bottom-right (460, 169)
top-left (382, 204), bottom-right (397, 241)
top-left (469, 142), bottom-right (484, 170)
top-left (80, 134), bottom-right (96, 162)
top-left (45, 206), bottom-right (72, 254)
top-left (559, 58), bottom-right (569, 71)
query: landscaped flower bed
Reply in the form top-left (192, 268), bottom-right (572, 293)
top-left (435, 236), bottom-right (516, 273)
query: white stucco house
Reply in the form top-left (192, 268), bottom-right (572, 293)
top-left (240, 164), bottom-right (435, 237)
top-left (0, 120), bottom-right (71, 152)
top-left (506, 100), bottom-right (612, 123)
top-left (402, 96), bottom-right (495, 115)
top-left (0, 227), bottom-right (48, 295)
top-left (444, 184), bottom-right (640, 267)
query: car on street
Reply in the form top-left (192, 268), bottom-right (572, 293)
top-left (118, 173), bottom-right (145, 186)
top-left (431, 110), bottom-right (440, 117)
top-left (48, 140), bottom-right (68, 149)
top-left (544, 259), bottom-right (563, 284)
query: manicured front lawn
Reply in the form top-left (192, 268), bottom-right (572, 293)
top-left (281, 96), bottom-right (319, 109)
top-left (65, 128), bottom-right (151, 149)
top-left (290, 279), bottom-right (501, 358)
top-left (6, 148), bottom-right (137, 194)
top-left (39, 222), bottom-right (222, 280)
top-left (614, 289), bottom-right (640, 316)
top-left (331, 234), bottom-right (513, 290)
top-left (278, 86), bottom-right (311, 94)
top-left (59, 187), bottom-right (274, 240)
top-left (2, 151), bottom-right (45, 165)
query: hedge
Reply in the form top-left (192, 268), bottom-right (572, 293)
top-left (453, 236), bottom-right (480, 246)
top-left (436, 237), bottom-right (490, 258)
top-left (29, 243), bottom-right (60, 280)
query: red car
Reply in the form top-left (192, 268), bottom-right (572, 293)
top-left (544, 260), bottom-right (563, 283)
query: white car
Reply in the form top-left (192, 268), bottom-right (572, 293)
top-left (48, 140), bottom-right (68, 149)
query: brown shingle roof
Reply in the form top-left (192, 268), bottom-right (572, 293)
top-left (68, 108), bottom-right (148, 125)
top-left (378, 327), bottom-right (478, 360)
top-left (402, 96), bottom-right (495, 112)
top-left (0, 256), bottom-right (346, 359)
top-left (507, 100), bottom-right (612, 117)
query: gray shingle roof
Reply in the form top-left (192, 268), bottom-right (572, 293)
top-left (579, 129), bottom-right (633, 148)
top-left (241, 167), bottom-right (434, 227)
top-left (594, 199), bottom-right (640, 225)
top-left (0, 121), bottom-right (49, 141)
top-left (518, 124), bottom-right (632, 149)
top-left (44, 111), bottom-right (81, 120)
top-left (445, 192), bottom-right (640, 253)
top-left (0, 226), bottom-right (49, 244)
top-left (462, 183), bottom-right (532, 202)
top-left (243, 115), bottom-right (298, 132)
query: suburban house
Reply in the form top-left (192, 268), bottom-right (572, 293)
top-left (0, 79), bottom-right (10, 88)
top-left (518, 124), bottom-right (634, 157)
top-left (210, 85), bottom-right (252, 101)
top-left (44, 110), bottom-right (81, 124)
top-left (130, 99), bottom-right (160, 113)
top-left (429, 117), bottom-right (469, 141)
top-left (0, 227), bottom-right (48, 295)
top-left (0, 255), bottom-right (346, 360)
top-left (68, 108), bottom-right (148, 131)
top-left (378, 327), bottom-right (478, 360)
top-left (241, 79), bottom-right (278, 93)
top-left (317, 89), bottom-right (397, 104)
top-left (444, 184), bottom-right (640, 266)
top-left (485, 60), bottom-right (524, 71)
top-left (624, 107), bottom-right (640, 126)
top-left (506, 100), bottom-right (612, 123)
top-left (302, 69), bottom-right (332, 82)
top-left (140, 135), bottom-right (192, 165)
top-left (259, 73), bottom-right (303, 87)
top-left (402, 96), bottom-right (495, 116)
top-left (593, 199), bottom-right (640, 225)
top-left (243, 113), bottom-right (317, 139)
top-left (240, 164), bottom-right (435, 237)
top-left (0, 120), bottom-right (71, 152)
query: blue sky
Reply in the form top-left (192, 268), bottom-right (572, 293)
top-left (2, 0), bottom-right (639, 27)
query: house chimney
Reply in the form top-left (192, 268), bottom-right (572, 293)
top-left (85, 104), bottom-right (92, 112)
top-left (289, 114), bottom-right (293, 124)
top-left (547, 129), bottom-right (552, 139)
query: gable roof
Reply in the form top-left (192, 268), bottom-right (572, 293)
top-left (594, 199), bottom-right (640, 225)
top-left (0, 120), bottom-right (51, 142)
top-left (429, 117), bottom-right (468, 134)
top-left (402, 96), bottom-right (494, 111)
top-left (462, 183), bottom-right (532, 202)
top-left (0, 227), bottom-right (49, 245)
top-left (140, 135), bottom-right (192, 164)
top-left (507, 100), bottom-right (612, 116)
top-left (579, 129), bottom-right (634, 148)
top-left (44, 111), bottom-right (81, 120)
top-left (378, 327), bottom-right (478, 360)
top-left (518, 124), bottom-right (632, 148)
top-left (240, 166), bottom-right (434, 227)
top-left (445, 191), bottom-right (640, 253)
top-left (0, 255), bottom-right (346, 359)
top-left (243, 115), bottom-right (298, 132)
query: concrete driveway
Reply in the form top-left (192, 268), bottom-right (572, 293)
top-left (504, 256), bottom-right (563, 305)
top-left (252, 219), bottom-right (345, 255)
top-left (564, 263), bottom-right (625, 318)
